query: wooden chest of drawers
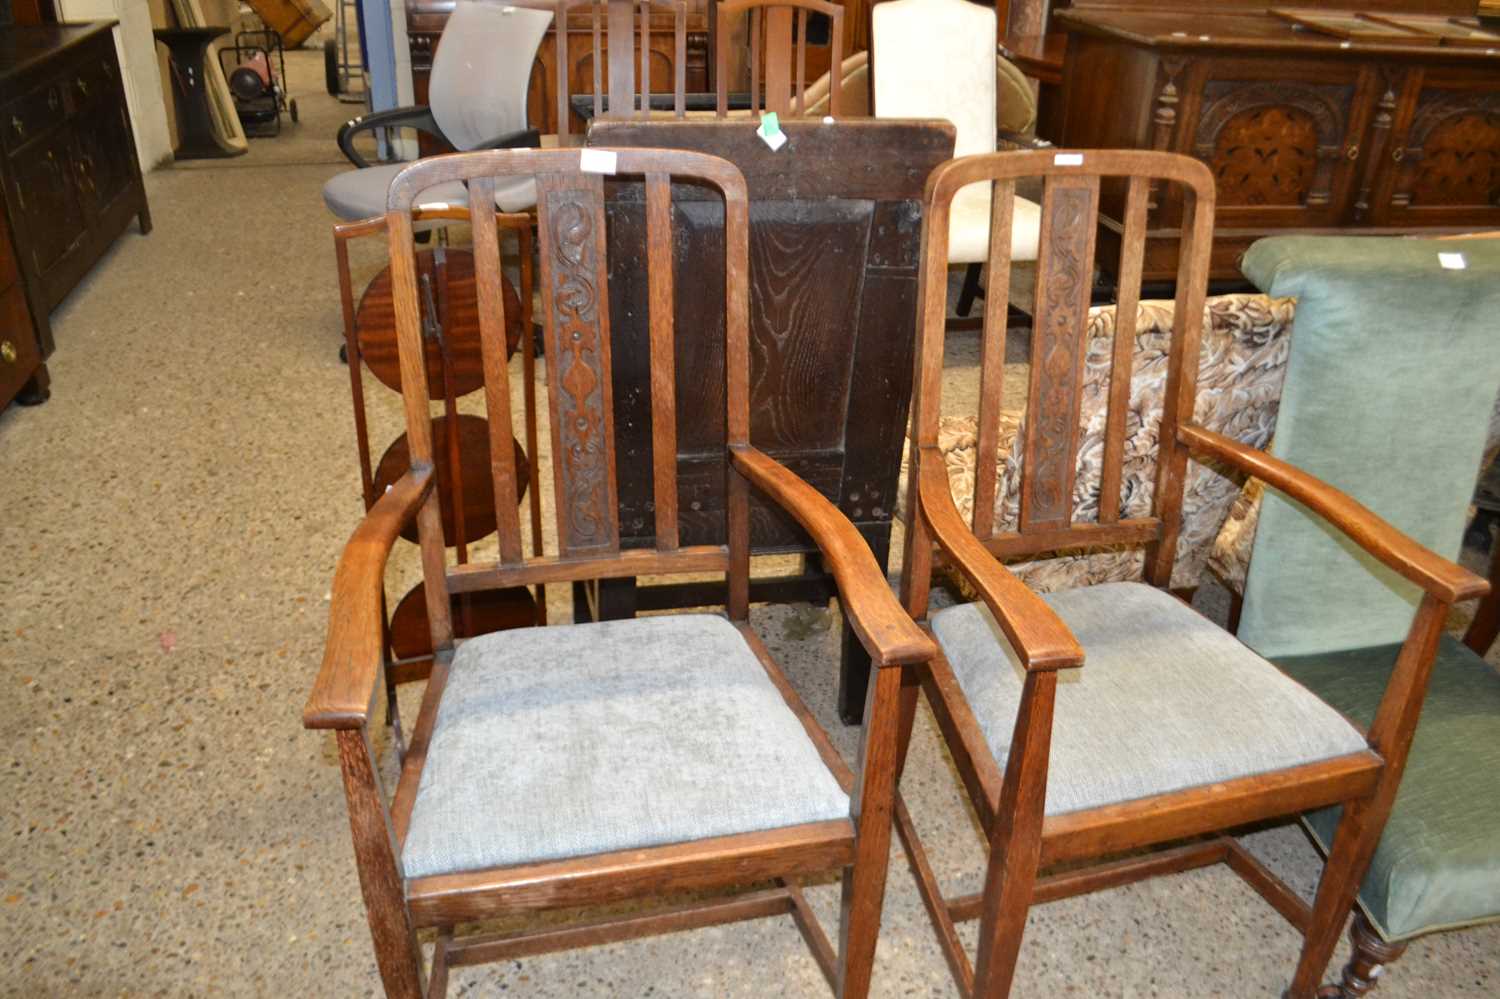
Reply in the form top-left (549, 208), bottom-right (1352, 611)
top-left (1052, 3), bottom-right (1500, 282)
top-left (0, 21), bottom-right (151, 356)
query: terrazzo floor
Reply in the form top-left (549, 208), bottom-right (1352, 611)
top-left (1, 48), bottom-right (1497, 998)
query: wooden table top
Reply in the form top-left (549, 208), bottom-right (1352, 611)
top-left (1055, 8), bottom-right (1500, 61)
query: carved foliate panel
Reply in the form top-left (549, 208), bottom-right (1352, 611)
top-left (1021, 179), bottom-right (1098, 532)
top-left (1394, 90), bottom-right (1500, 210)
top-left (538, 173), bottom-right (620, 555)
top-left (1194, 80), bottom-right (1354, 209)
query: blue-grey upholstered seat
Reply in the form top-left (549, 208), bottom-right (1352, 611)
top-left (321, 163), bottom-right (538, 223)
top-left (401, 614), bottom-right (851, 880)
top-left (930, 582), bottom-right (1367, 816)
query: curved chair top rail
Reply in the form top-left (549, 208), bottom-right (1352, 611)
top-left (911, 148), bottom-right (1216, 579)
top-left (716, 0), bottom-right (845, 118)
top-left (511, 0), bottom-right (689, 135)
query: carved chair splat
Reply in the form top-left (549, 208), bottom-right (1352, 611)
top-left (305, 146), bottom-right (934, 998)
top-left (896, 148), bottom-right (1489, 999)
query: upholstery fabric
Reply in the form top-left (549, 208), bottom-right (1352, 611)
top-left (401, 615), bottom-right (850, 880)
top-left (1236, 237), bottom-right (1500, 658)
top-left (930, 582), bottom-right (1367, 816)
top-left (1276, 636), bottom-right (1500, 941)
top-left (910, 294), bottom-right (1293, 592)
top-left (428, 2), bottom-right (551, 152)
top-left (1210, 403), bottom-right (1500, 594)
top-left (321, 163), bottom-right (539, 221)
top-left (872, 0), bottom-right (1040, 264)
top-left (803, 51), bottom-right (870, 117)
top-left (995, 53), bottom-right (1037, 134)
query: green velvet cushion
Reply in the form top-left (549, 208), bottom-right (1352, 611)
top-left (1274, 635), bottom-right (1500, 942)
top-left (1237, 236), bottom-right (1500, 659)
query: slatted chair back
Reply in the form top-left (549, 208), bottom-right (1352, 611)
top-left (905, 149), bottom-right (1217, 598)
top-left (716, 0), bottom-right (845, 118)
top-left (384, 147), bottom-right (752, 652)
top-left (537, 0), bottom-right (688, 139)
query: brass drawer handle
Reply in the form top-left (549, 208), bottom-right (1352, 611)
top-left (76, 77), bottom-right (89, 97)
top-left (10, 116), bottom-right (23, 138)
top-left (1, 341), bottom-right (17, 365)
top-left (1345, 144), bottom-right (1360, 161)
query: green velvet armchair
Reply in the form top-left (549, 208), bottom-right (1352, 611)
top-left (1230, 235), bottom-right (1500, 997)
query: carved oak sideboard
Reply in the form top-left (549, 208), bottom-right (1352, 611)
top-left (1052, 4), bottom-right (1500, 281)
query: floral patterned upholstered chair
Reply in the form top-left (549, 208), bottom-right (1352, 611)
top-left (917, 292), bottom-right (1295, 595)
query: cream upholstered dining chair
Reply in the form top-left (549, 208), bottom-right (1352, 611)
top-left (305, 146), bottom-right (933, 997)
top-left (872, 0), bottom-right (1042, 318)
top-left (321, 1), bottom-right (552, 221)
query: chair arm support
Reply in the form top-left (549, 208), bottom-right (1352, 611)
top-left (1178, 423), bottom-right (1489, 604)
top-left (335, 105), bottom-right (447, 168)
top-left (729, 444), bottom-right (934, 666)
top-left (303, 467), bottom-right (436, 729)
top-left (916, 447), bottom-right (1085, 672)
top-left (469, 127), bottom-right (543, 152)
top-left (997, 129), bottom-right (1051, 151)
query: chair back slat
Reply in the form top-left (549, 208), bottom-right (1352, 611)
top-left (591, 1), bottom-right (605, 120)
top-left (535, 0), bottom-right (687, 137)
top-left (535, 169), bottom-right (622, 556)
top-left (717, 0), bottom-right (842, 118)
top-left (909, 150), bottom-right (1216, 578)
top-left (972, 177), bottom-right (1016, 540)
top-left (1146, 183), bottom-right (1214, 586)
top-left (1018, 171), bottom-right (1101, 534)
top-left (645, 171), bottom-right (680, 550)
top-left (1098, 174), bottom-right (1150, 526)
top-left (385, 149), bottom-right (751, 617)
top-left (465, 176), bottom-right (527, 564)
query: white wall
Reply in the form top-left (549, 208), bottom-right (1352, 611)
top-left (59, 0), bottom-right (175, 169)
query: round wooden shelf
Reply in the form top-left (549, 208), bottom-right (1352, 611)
top-left (371, 413), bottom-right (529, 547)
top-left (389, 582), bottom-right (538, 661)
top-left (355, 248), bottom-right (524, 398)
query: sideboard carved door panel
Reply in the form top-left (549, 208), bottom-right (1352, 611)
top-left (1374, 69), bottom-right (1500, 228)
top-left (1184, 61), bottom-right (1374, 231)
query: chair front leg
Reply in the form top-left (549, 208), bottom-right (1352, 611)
top-left (973, 669), bottom-right (1057, 999)
top-left (337, 728), bottom-right (427, 999)
top-left (837, 664), bottom-right (909, 999)
top-left (1318, 911), bottom-right (1407, 998)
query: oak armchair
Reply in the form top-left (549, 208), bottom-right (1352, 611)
top-left (304, 146), bottom-right (932, 997)
top-left (895, 150), bottom-right (1489, 997)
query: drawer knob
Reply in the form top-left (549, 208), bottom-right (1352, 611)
top-left (77, 77), bottom-right (89, 97)
top-left (10, 116), bottom-right (22, 138)
top-left (1, 341), bottom-right (17, 365)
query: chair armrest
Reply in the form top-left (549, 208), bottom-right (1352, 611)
top-left (1179, 424), bottom-right (1489, 604)
top-left (915, 446), bottom-right (1084, 672)
top-left (729, 444), bottom-right (934, 667)
top-left (469, 127), bottom-right (543, 152)
top-left (997, 129), bottom-right (1051, 151)
top-left (335, 105), bottom-right (448, 168)
top-left (303, 467), bottom-right (436, 729)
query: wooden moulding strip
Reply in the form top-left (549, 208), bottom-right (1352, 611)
top-left (406, 819), bottom-right (856, 926)
top-left (443, 888), bottom-right (797, 967)
top-left (445, 545), bottom-right (730, 592)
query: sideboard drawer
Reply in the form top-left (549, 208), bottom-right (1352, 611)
top-left (2, 80), bottom-right (64, 155)
top-left (0, 282), bottom-right (42, 403)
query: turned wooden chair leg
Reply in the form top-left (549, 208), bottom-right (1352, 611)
top-left (837, 666), bottom-right (906, 999)
top-left (1314, 911), bottom-right (1408, 999)
top-left (1285, 797), bottom-right (1386, 999)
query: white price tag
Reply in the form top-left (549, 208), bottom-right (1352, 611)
top-left (1438, 252), bottom-right (1467, 271)
top-left (760, 129), bottom-right (788, 151)
top-left (579, 149), bottom-right (617, 175)
top-left (1054, 152), bottom-right (1084, 167)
